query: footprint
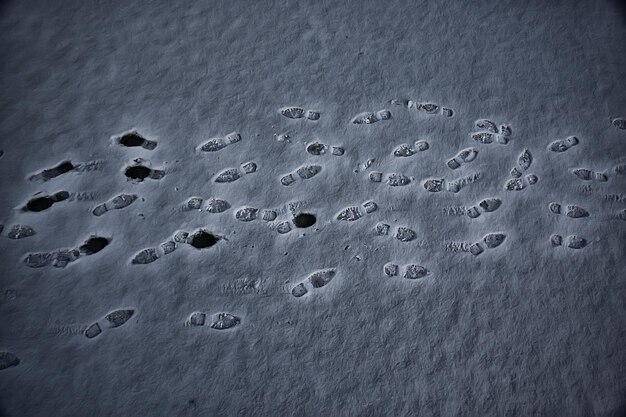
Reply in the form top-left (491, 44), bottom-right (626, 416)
top-left (548, 136), bottom-right (579, 153)
top-left (385, 173), bottom-right (411, 186)
top-left (79, 236), bottom-right (111, 255)
top-left (383, 263), bottom-right (430, 279)
top-left (131, 247), bottom-right (160, 264)
top-left (466, 197), bottom-right (502, 219)
top-left (393, 141), bottom-right (429, 157)
top-left (187, 229), bottom-right (220, 249)
top-left (234, 207), bottom-right (259, 222)
top-left (368, 171), bottom-right (383, 183)
top-left (0, 352), bottom-right (20, 370)
top-left (446, 148), bottom-right (478, 169)
top-left (351, 109), bottom-right (391, 125)
top-left (85, 308), bottom-right (135, 339)
top-left (423, 178), bottom-right (445, 192)
top-left (375, 222), bottom-right (391, 236)
top-left (280, 107), bottom-right (320, 121)
top-left (336, 201), bottom-right (377, 221)
top-left (407, 101), bottom-right (454, 118)
top-left (571, 168), bottom-right (608, 182)
top-left (261, 209), bottom-right (278, 221)
top-left (181, 197), bottom-right (231, 213)
top-left (131, 229), bottom-right (219, 264)
top-left (209, 313), bottom-right (241, 330)
top-left (124, 164), bottom-right (165, 181)
top-left (471, 119), bottom-right (511, 145)
top-left (548, 202), bottom-right (589, 218)
top-left (424, 173), bottom-right (480, 193)
top-left (269, 209), bottom-right (317, 235)
top-left (292, 212), bottom-right (316, 228)
top-left (280, 164), bottom-right (322, 186)
top-left (92, 193), bottom-right (138, 216)
top-left (24, 191), bottom-right (70, 212)
top-left (403, 264), bottom-right (431, 279)
top-left (517, 149), bottom-right (533, 172)
top-left (5, 224), bottom-right (36, 239)
top-left (186, 312), bottom-right (241, 329)
top-left (204, 197), bottom-right (231, 213)
top-left (306, 141), bottom-right (345, 156)
top-left (291, 269), bottom-right (336, 298)
top-left (469, 233), bottom-right (506, 256)
top-left (471, 131), bottom-right (508, 145)
top-left (383, 262), bottom-right (399, 277)
top-left (475, 119), bottom-right (498, 133)
top-left (28, 161), bottom-right (76, 182)
top-left (614, 163), bottom-right (626, 176)
top-left (374, 222), bottom-right (417, 242)
top-left (550, 234), bottom-right (587, 249)
top-left (198, 132), bottom-right (241, 152)
top-left (23, 235), bottom-right (109, 268)
top-left (504, 173), bottom-right (539, 191)
top-left (395, 226), bottom-right (417, 242)
top-left (214, 162), bottom-right (257, 183)
top-left (113, 131), bottom-right (157, 150)
top-left (612, 118), bottom-right (626, 130)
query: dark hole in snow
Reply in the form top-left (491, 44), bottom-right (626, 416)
top-left (189, 231), bottom-right (219, 249)
top-left (54, 161), bottom-right (75, 174)
top-left (293, 213), bottom-right (316, 228)
top-left (125, 165), bottom-right (151, 180)
top-left (26, 197), bottom-right (54, 212)
top-left (80, 236), bottom-right (110, 255)
top-left (119, 133), bottom-right (145, 147)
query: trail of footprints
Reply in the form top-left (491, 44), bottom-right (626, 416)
top-left (23, 235), bottom-right (110, 268)
top-left (131, 229), bottom-right (220, 264)
top-left (6, 100), bottom-right (618, 365)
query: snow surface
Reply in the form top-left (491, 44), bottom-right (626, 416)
top-left (0, 0), bottom-right (625, 416)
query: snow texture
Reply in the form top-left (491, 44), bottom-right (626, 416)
top-left (0, 0), bottom-right (625, 416)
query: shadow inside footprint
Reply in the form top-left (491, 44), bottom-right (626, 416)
top-left (188, 230), bottom-right (219, 249)
top-left (25, 191), bottom-right (69, 212)
top-left (29, 161), bottom-right (76, 182)
top-left (117, 132), bottom-right (157, 150)
top-left (293, 213), bottom-right (316, 228)
top-left (125, 166), bottom-right (151, 180)
top-left (79, 236), bottom-right (110, 255)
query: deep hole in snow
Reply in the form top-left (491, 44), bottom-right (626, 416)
top-left (26, 197), bottom-right (54, 212)
top-left (189, 231), bottom-right (219, 249)
top-left (119, 133), bottom-right (145, 147)
top-left (293, 213), bottom-right (316, 228)
top-left (125, 165), bottom-right (151, 180)
top-left (80, 236), bottom-right (110, 255)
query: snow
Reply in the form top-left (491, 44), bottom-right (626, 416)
top-left (0, 0), bottom-right (625, 416)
